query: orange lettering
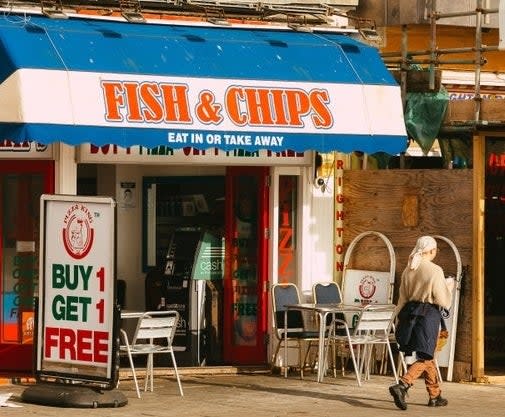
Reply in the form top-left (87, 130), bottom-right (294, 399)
top-left (488, 153), bottom-right (498, 167)
top-left (102, 81), bottom-right (125, 121)
top-left (159, 84), bottom-right (192, 123)
top-left (140, 82), bottom-right (163, 122)
top-left (310, 90), bottom-right (332, 128)
top-left (124, 82), bottom-right (142, 122)
top-left (279, 227), bottom-right (293, 250)
top-left (335, 261), bottom-right (344, 271)
top-left (245, 88), bottom-right (275, 125)
top-left (271, 89), bottom-right (289, 125)
top-left (285, 90), bottom-right (311, 126)
top-left (278, 252), bottom-right (294, 277)
top-left (226, 87), bottom-right (247, 125)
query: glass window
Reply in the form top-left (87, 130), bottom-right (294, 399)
top-left (230, 175), bottom-right (259, 346)
top-left (1, 174), bottom-right (43, 344)
top-left (278, 176), bottom-right (297, 284)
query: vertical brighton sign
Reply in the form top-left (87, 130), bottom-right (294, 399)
top-left (36, 195), bottom-right (117, 387)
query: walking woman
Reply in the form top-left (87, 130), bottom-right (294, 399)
top-left (389, 236), bottom-right (455, 410)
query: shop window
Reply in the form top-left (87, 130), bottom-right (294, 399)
top-left (1, 174), bottom-right (43, 344)
top-left (278, 176), bottom-right (297, 284)
top-left (142, 176), bottom-right (225, 272)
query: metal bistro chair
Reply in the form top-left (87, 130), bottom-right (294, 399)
top-left (119, 310), bottom-right (184, 398)
top-left (271, 283), bottom-right (319, 379)
top-left (312, 281), bottom-right (349, 378)
top-left (332, 304), bottom-right (399, 387)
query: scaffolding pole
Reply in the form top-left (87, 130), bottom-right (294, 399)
top-left (385, 0), bottom-right (499, 126)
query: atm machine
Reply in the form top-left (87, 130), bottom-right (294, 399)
top-left (160, 228), bottom-right (224, 366)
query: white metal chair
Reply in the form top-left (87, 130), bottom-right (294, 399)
top-left (389, 322), bottom-right (408, 377)
top-left (119, 310), bottom-right (183, 398)
top-left (332, 304), bottom-right (399, 387)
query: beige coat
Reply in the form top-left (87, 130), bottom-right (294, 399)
top-left (396, 258), bottom-right (453, 313)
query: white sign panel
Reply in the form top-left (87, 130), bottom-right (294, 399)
top-left (342, 269), bottom-right (393, 326)
top-left (436, 284), bottom-right (459, 369)
top-left (37, 195), bottom-right (116, 385)
top-left (78, 144), bottom-right (312, 166)
top-left (3, 69), bottom-right (405, 138)
top-left (0, 141), bottom-right (53, 159)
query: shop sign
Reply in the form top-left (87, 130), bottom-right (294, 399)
top-left (78, 144), bottom-right (311, 166)
top-left (36, 195), bottom-right (116, 386)
top-left (448, 91), bottom-right (505, 100)
top-left (100, 80), bottom-right (335, 140)
top-left (341, 269), bottom-right (392, 327)
top-left (0, 141), bottom-right (53, 159)
top-left (488, 152), bottom-right (505, 169)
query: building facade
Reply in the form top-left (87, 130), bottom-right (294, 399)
top-left (0, 3), bottom-right (406, 375)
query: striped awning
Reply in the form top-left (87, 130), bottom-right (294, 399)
top-left (0, 13), bottom-right (407, 154)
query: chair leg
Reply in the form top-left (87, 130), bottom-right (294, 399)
top-left (298, 340), bottom-right (304, 380)
top-left (386, 342), bottom-right (399, 383)
top-left (301, 341), bottom-right (316, 379)
top-left (347, 342), bottom-right (362, 387)
top-left (341, 352), bottom-right (348, 376)
top-left (126, 353), bottom-right (140, 399)
top-left (397, 350), bottom-right (408, 376)
top-left (331, 340), bottom-right (337, 378)
top-left (358, 344), bottom-right (370, 381)
top-left (336, 343), bottom-right (348, 376)
top-left (321, 337), bottom-right (331, 379)
top-left (170, 351), bottom-right (184, 396)
top-left (150, 354), bottom-right (155, 392)
top-left (271, 339), bottom-right (281, 369)
top-left (120, 329), bottom-right (141, 399)
top-left (144, 354), bottom-right (154, 393)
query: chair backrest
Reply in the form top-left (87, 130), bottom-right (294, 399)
top-left (312, 282), bottom-right (342, 304)
top-left (132, 310), bottom-right (179, 346)
top-left (313, 281), bottom-right (344, 326)
top-left (271, 283), bottom-right (304, 332)
top-left (353, 304), bottom-right (396, 336)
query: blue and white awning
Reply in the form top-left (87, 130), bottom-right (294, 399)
top-left (0, 13), bottom-right (407, 154)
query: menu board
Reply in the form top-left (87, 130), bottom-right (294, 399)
top-left (36, 195), bottom-right (116, 387)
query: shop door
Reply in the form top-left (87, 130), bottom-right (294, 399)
top-left (0, 161), bottom-right (54, 375)
top-left (223, 167), bottom-right (269, 364)
top-left (485, 140), bottom-right (505, 372)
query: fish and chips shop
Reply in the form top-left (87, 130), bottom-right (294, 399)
top-left (0, 9), bottom-right (407, 375)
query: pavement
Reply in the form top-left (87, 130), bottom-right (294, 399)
top-left (1, 367), bottom-right (505, 417)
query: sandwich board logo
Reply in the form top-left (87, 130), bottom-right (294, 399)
top-left (358, 274), bottom-right (377, 300)
top-left (62, 204), bottom-right (94, 259)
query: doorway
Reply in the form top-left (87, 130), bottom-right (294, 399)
top-left (0, 161), bottom-right (54, 375)
top-left (223, 167), bottom-right (269, 365)
top-left (485, 139), bottom-right (505, 372)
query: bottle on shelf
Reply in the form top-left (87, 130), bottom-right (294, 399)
top-left (157, 297), bottom-right (166, 311)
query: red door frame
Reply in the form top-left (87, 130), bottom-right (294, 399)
top-left (0, 160), bottom-right (54, 376)
top-left (223, 166), bottom-right (269, 365)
